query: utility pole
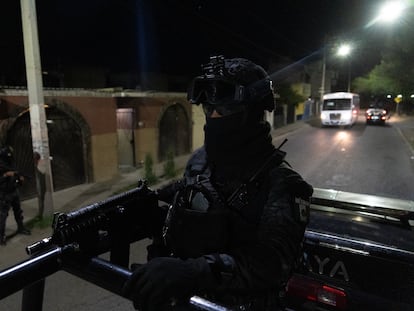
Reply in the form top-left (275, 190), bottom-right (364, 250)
top-left (319, 46), bottom-right (326, 115)
top-left (347, 58), bottom-right (351, 92)
top-left (20, 0), bottom-right (54, 217)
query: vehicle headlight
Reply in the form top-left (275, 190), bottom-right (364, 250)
top-left (342, 111), bottom-right (351, 120)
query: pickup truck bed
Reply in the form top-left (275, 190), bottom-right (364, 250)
top-left (287, 188), bottom-right (414, 311)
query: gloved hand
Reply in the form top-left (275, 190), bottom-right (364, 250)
top-left (123, 257), bottom-right (216, 311)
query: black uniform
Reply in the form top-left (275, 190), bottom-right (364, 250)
top-left (123, 56), bottom-right (313, 311)
top-left (0, 147), bottom-right (30, 245)
top-left (158, 146), bottom-right (312, 310)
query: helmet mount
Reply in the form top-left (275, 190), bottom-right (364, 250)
top-left (188, 56), bottom-right (275, 113)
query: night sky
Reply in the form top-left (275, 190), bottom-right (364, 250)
top-left (0, 0), bottom-right (398, 87)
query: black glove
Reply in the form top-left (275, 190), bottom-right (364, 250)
top-left (156, 179), bottom-right (185, 203)
top-left (123, 257), bottom-right (216, 311)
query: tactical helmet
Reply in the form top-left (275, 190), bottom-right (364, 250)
top-left (188, 56), bottom-right (275, 116)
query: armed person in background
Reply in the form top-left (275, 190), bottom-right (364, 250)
top-left (123, 56), bottom-right (313, 311)
top-left (0, 146), bottom-right (31, 246)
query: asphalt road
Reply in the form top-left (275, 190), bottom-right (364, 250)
top-left (1, 114), bottom-right (413, 311)
top-left (273, 115), bottom-right (414, 201)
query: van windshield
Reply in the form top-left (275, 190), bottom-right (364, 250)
top-left (323, 98), bottom-right (351, 110)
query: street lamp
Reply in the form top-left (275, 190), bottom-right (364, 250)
top-left (337, 43), bottom-right (352, 57)
top-left (319, 44), bottom-right (327, 110)
top-left (366, 0), bottom-right (407, 27)
top-left (319, 41), bottom-right (352, 104)
top-left (377, 1), bottom-right (405, 23)
top-left (337, 43), bottom-right (352, 92)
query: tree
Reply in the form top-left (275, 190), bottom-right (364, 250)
top-left (275, 84), bottom-right (306, 123)
top-left (353, 9), bottom-right (414, 98)
top-left (353, 61), bottom-right (399, 95)
top-left (276, 84), bottom-right (305, 107)
top-left (144, 153), bottom-right (158, 185)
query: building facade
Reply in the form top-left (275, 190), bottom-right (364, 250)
top-left (0, 88), bottom-right (192, 199)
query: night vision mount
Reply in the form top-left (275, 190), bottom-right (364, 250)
top-left (188, 55), bottom-right (275, 111)
top-left (201, 55), bottom-right (226, 78)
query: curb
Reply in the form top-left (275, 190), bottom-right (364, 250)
top-left (5, 118), bottom-right (315, 238)
top-left (5, 154), bottom-right (190, 238)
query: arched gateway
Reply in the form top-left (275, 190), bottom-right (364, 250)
top-left (158, 103), bottom-right (191, 162)
top-left (5, 102), bottom-right (89, 199)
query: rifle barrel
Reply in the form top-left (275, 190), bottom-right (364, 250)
top-left (1, 248), bottom-right (232, 311)
top-left (0, 245), bottom-right (72, 299)
top-left (62, 256), bottom-right (233, 311)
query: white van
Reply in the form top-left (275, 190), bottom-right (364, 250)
top-left (321, 92), bottom-right (360, 127)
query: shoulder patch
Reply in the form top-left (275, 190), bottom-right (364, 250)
top-left (294, 197), bottom-right (310, 224)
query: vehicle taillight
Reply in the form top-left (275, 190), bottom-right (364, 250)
top-left (287, 275), bottom-right (347, 310)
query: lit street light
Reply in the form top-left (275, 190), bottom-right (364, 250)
top-left (377, 1), bottom-right (405, 23)
top-left (318, 41), bottom-right (353, 103)
top-left (318, 1), bottom-right (407, 112)
top-left (366, 0), bottom-right (407, 27)
top-left (337, 43), bottom-right (352, 92)
top-left (337, 43), bottom-right (352, 57)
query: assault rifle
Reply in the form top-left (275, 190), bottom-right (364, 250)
top-left (0, 180), bottom-right (232, 311)
top-left (14, 170), bottom-right (32, 186)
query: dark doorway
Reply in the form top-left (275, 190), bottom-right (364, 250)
top-left (6, 106), bottom-right (86, 199)
top-left (117, 108), bottom-right (136, 168)
top-left (158, 104), bottom-right (190, 161)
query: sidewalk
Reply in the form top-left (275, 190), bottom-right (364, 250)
top-left (4, 118), bottom-right (313, 239)
top-left (5, 155), bottom-right (191, 238)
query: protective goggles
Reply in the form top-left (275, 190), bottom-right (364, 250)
top-left (188, 77), bottom-right (274, 115)
top-left (187, 78), bottom-right (246, 106)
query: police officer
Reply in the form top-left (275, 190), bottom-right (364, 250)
top-left (123, 56), bottom-right (313, 310)
top-left (0, 146), bottom-right (31, 246)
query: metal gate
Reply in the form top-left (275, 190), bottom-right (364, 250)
top-left (116, 108), bottom-right (136, 168)
top-left (158, 104), bottom-right (190, 162)
top-left (6, 106), bottom-right (86, 199)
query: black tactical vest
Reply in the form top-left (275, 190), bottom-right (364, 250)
top-left (163, 147), bottom-right (287, 259)
top-left (163, 147), bottom-right (231, 258)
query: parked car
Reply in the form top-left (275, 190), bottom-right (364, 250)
top-left (286, 188), bottom-right (414, 311)
top-left (365, 106), bottom-right (390, 125)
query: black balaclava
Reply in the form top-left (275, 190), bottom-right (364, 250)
top-left (202, 58), bottom-right (275, 181)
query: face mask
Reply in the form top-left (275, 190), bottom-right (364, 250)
top-left (204, 112), bottom-right (246, 162)
top-left (202, 102), bottom-right (247, 117)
